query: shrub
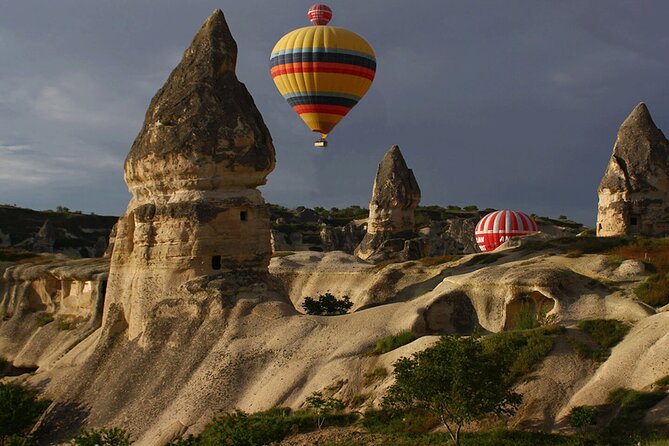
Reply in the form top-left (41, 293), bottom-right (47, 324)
top-left (69, 428), bottom-right (131, 446)
top-left (607, 388), bottom-right (666, 435)
top-left (569, 406), bottom-right (598, 432)
top-left (195, 407), bottom-right (356, 445)
top-left (35, 313), bottom-right (54, 327)
top-left (370, 332), bottom-right (417, 355)
top-left (567, 337), bottom-right (592, 359)
top-left (0, 383), bottom-right (50, 440)
top-left (58, 320), bottom-right (75, 331)
top-left (4, 435), bottom-right (35, 446)
top-left (383, 334), bottom-right (521, 445)
top-left (482, 326), bottom-right (563, 384)
top-left (301, 293), bottom-right (353, 316)
top-left (512, 302), bottom-right (539, 330)
top-left (305, 392), bottom-right (345, 429)
top-left (577, 319), bottom-right (629, 361)
top-left (635, 277), bottom-right (669, 307)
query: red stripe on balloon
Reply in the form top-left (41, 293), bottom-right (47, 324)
top-left (292, 104), bottom-right (350, 116)
top-left (271, 62), bottom-right (375, 81)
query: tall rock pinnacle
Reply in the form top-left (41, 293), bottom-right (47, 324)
top-left (597, 102), bottom-right (669, 236)
top-left (355, 145), bottom-right (421, 261)
top-left (106, 10), bottom-right (276, 338)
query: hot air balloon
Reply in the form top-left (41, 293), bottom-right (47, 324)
top-left (270, 4), bottom-right (376, 148)
top-left (475, 210), bottom-right (538, 252)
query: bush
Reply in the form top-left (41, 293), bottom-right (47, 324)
top-left (58, 320), bottom-right (75, 331)
top-left (304, 391), bottom-right (345, 429)
top-left (606, 388), bottom-right (666, 435)
top-left (69, 428), bottom-right (131, 446)
top-left (0, 383), bottom-right (50, 440)
top-left (301, 293), bottom-right (353, 316)
top-left (569, 406), bottom-right (598, 431)
top-left (635, 277), bottom-right (669, 307)
top-left (577, 319), bottom-right (629, 361)
top-left (35, 313), bottom-right (54, 327)
top-left (370, 332), bottom-right (417, 355)
top-left (482, 326), bottom-right (563, 384)
top-left (4, 435), bottom-right (35, 446)
top-left (194, 407), bottom-right (357, 445)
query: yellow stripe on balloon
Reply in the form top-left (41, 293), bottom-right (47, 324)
top-left (272, 73), bottom-right (373, 97)
top-left (271, 26), bottom-right (375, 59)
top-left (298, 112), bottom-right (347, 134)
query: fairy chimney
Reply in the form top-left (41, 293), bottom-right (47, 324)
top-left (355, 145), bottom-right (421, 261)
top-left (597, 103), bottom-right (669, 236)
top-left (105, 10), bottom-right (276, 338)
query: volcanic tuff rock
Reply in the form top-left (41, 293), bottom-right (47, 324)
top-left (107, 9), bottom-right (277, 339)
top-left (597, 102), bottom-right (669, 236)
top-left (32, 219), bottom-right (55, 253)
top-left (355, 145), bottom-right (421, 261)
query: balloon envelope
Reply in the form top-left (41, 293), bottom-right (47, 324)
top-left (270, 9), bottom-right (376, 139)
top-left (475, 210), bottom-right (538, 252)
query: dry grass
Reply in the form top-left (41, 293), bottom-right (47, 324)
top-left (608, 238), bottom-right (669, 306)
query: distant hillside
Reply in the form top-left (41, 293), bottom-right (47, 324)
top-left (0, 204), bottom-right (585, 259)
top-left (0, 205), bottom-right (118, 257)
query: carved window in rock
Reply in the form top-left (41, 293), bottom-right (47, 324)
top-left (240, 211), bottom-right (248, 222)
top-left (212, 255), bottom-right (222, 270)
top-left (631, 216), bottom-right (638, 226)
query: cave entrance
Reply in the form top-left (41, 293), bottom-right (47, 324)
top-left (424, 292), bottom-right (478, 334)
top-left (211, 255), bottom-right (222, 270)
top-left (504, 291), bottom-right (555, 330)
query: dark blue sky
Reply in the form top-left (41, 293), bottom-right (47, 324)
top-left (1, 1), bottom-right (668, 225)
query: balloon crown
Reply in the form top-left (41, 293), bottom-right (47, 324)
top-left (308, 4), bottom-right (332, 26)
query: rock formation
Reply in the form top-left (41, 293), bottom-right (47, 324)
top-left (32, 219), bottom-right (55, 253)
top-left (355, 145), bottom-right (421, 261)
top-left (106, 9), bottom-right (276, 338)
top-left (597, 102), bottom-right (669, 236)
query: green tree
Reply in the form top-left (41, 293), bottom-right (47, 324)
top-left (383, 334), bottom-right (521, 446)
top-left (69, 427), bottom-right (131, 446)
top-left (304, 392), bottom-right (345, 429)
top-left (0, 383), bottom-right (50, 443)
top-left (301, 293), bottom-right (353, 316)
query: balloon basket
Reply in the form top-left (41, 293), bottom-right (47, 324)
top-left (314, 139), bottom-right (328, 148)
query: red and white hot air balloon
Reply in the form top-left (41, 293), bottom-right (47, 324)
top-left (475, 210), bottom-right (538, 252)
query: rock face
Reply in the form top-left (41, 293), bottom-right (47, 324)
top-left (597, 103), bottom-right (669, 236)
top-left (355, 145), bottom-right (421, 261)
top-left (32, 220), bottom-right (55, 253)
top-left (107, 9), bottom-right (276, 338)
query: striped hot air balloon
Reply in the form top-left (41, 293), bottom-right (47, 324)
top-left (475, 210), bottom-right (538, 252)
top-left (270, 4), bottom-right (376, 147)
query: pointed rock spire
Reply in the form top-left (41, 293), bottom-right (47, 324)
top-left (370, 145), bottom-right (421, 209)
top-left (126, 9), bottom-right (275, 189)
top-left (597, 102), bottom-right (669, 236)
top-left (355, 145), bottom-right (422, 261)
